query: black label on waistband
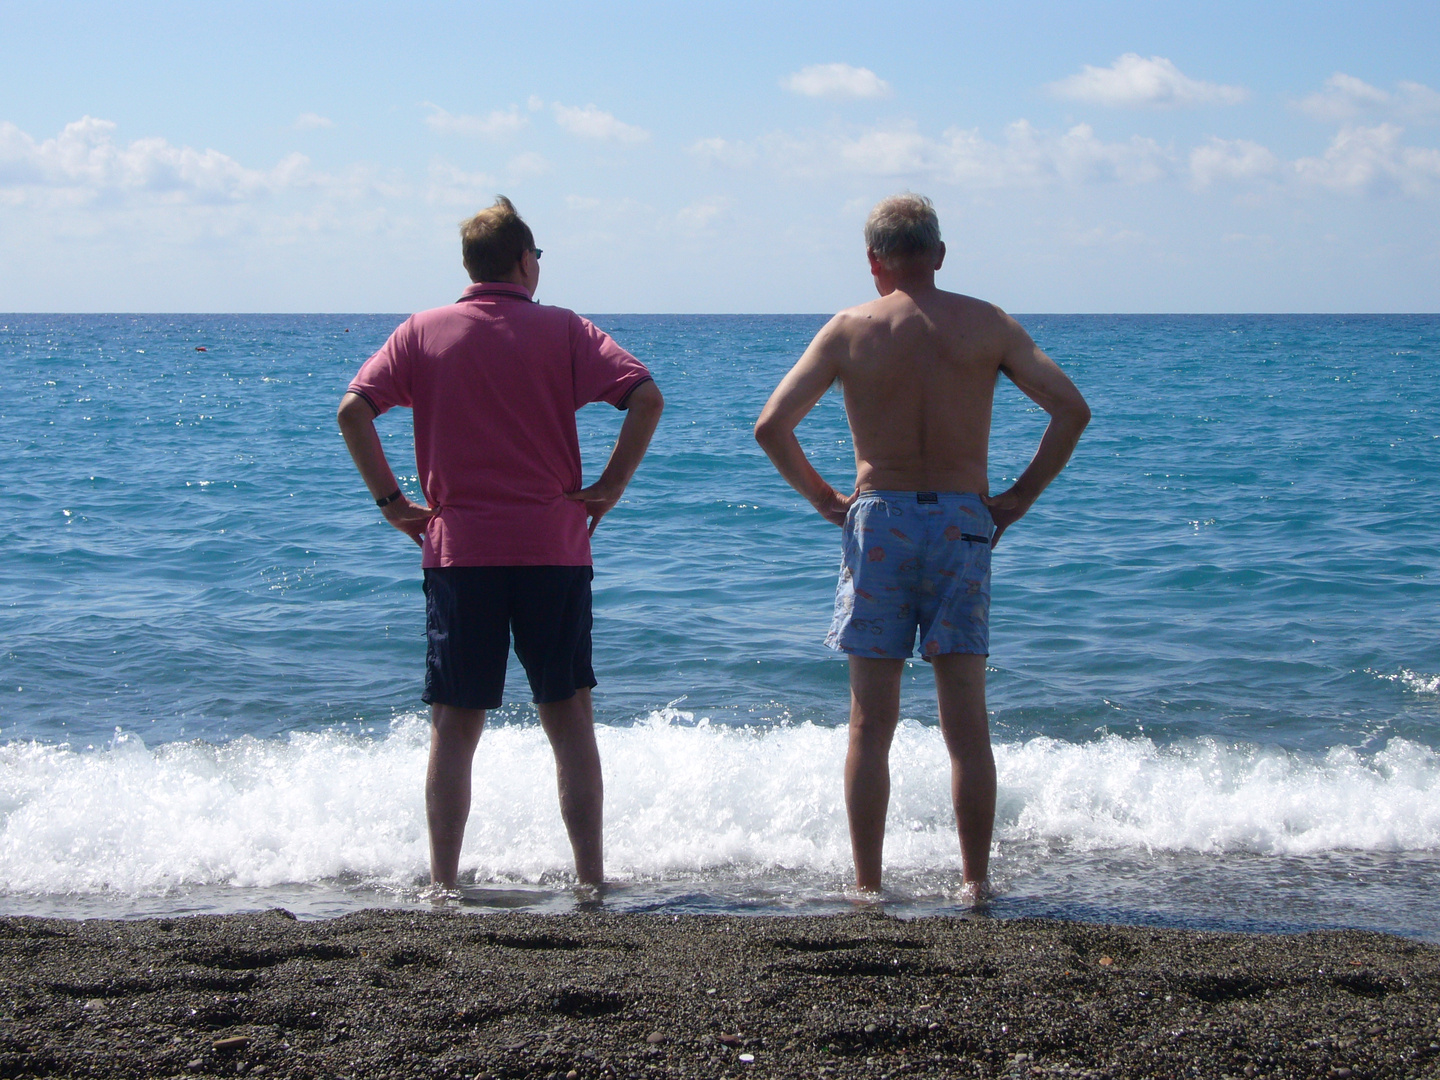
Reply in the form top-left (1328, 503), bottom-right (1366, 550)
top-left (916, 491), bottom-right (939, 503)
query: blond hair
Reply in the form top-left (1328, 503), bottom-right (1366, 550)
top-left (864, 193), bottom-right (942, 265)
top-left (460, 196), bottom-right (536, 282)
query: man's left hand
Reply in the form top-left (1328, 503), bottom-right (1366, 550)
top-left (565, 482), bottom-right (622, 537)
top-left (980, 487), bottom-right (1030, 549)
top-left (381, 497), bottom-right (436, 547)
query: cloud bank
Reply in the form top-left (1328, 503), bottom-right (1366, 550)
top-left (1049, 54), bottom-right (1248, 108)
top-left (0, 117), bottom-right (307, 204)
top-left (1295, 74), bottom-right (1440, 124)
top-left (551, 103), bottom-right (649, 143)
top-left (783, 63), bottom-right (892, 100)
top-left (423, 104), bottom-right (528, 138)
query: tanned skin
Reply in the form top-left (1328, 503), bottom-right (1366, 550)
top-left (755, 241), bottom-right (1089, 895)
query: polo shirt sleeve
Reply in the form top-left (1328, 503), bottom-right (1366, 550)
top-left (347, 317), bottom-right (418, 416)
top-left (570, 314), bottom-right (652, 410)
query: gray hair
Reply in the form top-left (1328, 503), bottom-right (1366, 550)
top-left (864, 193), bottom-right (942, 263)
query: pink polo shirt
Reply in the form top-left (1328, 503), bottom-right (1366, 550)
top-left (348, 282), bottom-right (652, 567)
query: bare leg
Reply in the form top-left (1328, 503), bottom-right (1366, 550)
top-left (426, 703), bottom-right (487, 888)
top-left (932, 652), bottom-right (996, 885)
top-left (845, 656), bottom-right (905, 892)
top-left (536, 687), bottom-right (604, 886)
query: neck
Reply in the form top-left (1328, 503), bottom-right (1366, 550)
top-left (877, 271), bottom-right (936, 296)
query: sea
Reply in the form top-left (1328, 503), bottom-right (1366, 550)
top-left (1, 312), bottom-right (1437, 941)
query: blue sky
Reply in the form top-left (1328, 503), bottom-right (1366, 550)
top-left (2, 1), bottom-right (1437, 312)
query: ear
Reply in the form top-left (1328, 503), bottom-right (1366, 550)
top-left (934, 241), bottom-right (946, 271)
top-left (867, 247), bottom-right (885, 277)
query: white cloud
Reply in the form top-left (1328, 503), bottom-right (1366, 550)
top-left (783, 63), bottom-right (892, 100)
top-left (293, 113), bottom-right (334, 131)
top-left (1294, 123), bottom-right (1440, 196)
top-left (688, 136), bottom-right (758, 168)
top-left (0, 116), bottom-right (307, 204)
top-left (676, 196), bottom-right (732, 234)
top-left (527, 95), bottom-right (545, 113)
top-left (422, 103), bottom-right (528, 138)
top-left (551, 103), bottom-right (649, 143)
top-left (1048, 54), bottom-right (1248, 108)
top-left (765, 120), bottom-right (1172, 188)
top-left (506, 151), bottom-right (550, 180)
top-left (1295, 74), bottom-right (1440, 124)
top-left (426, 160), bottom-right (498, 206)
top-left (1190, 137), bottom-right (1279, 187)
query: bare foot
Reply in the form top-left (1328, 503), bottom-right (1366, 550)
top-left (418, 882), bottom-right (462, 907)
top-left (957, 879), bottom-right (995, 908)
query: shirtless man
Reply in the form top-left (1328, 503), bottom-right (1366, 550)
top-left (755, 194), bottom-right (1089, 897)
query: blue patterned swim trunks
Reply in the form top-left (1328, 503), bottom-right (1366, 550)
top-left (825, 491), bottom-right (994, 660)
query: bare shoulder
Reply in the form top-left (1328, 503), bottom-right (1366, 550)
top-left (810, 302), bottom-right (890, 357)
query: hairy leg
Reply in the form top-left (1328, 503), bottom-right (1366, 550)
top-left (536, 687), bottom-right (604, 886)
top-left (846, 656), bottom-right (905, 892)
top-left (426, 703), bottom-right (487, 888)
top-left (932, 652), bottom-right (996, 884)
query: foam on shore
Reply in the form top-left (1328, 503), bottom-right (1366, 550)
top-left (2, 709), bottom-right (1437, 898)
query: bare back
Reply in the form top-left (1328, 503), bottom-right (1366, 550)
top-left (755, 273), bottom-right (1086, 532)
top-left (831, 288), bottom-right (1007, 494)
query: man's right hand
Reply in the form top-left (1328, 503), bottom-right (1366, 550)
top-left (381, 498), bottom-right (436, 547)
top-left (816, 487), bottom-right (854, 527)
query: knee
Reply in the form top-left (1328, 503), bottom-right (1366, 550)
top-left (848, 715), bottom-right (897, 753)
top-left (431, 705), bottom-right (486, 748)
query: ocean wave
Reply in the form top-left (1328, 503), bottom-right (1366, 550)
top-left (1, 712), bottom-right (1437, 897)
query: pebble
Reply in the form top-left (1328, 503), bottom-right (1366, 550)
top-left (1098, 957), bottom-right (1114, 967)
top-left (82, 999), bottom-right (106, 1011)
top-left (645, 1031), bottom-right (667, 1045)
top-left (720, 1033), bottom-right (743, 1046)
top-left (186, 1059), bottom-right (204, 1070)
top-left (864, 1024), bottom-right (880, 1035)
top-left (213, 1036), bottom-right (249, 1052)
top-left (566, 1072), bottom-right (579, 1080)
top-left (739, 1052), bottom-right (755, 1062)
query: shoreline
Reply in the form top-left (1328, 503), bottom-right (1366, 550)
top-left (2, 909), bottom-right (1437, 1079)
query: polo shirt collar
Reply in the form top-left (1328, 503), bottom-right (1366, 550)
top-left (459, 281), bottom-right (534, 303)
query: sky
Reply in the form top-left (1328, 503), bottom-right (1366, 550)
top-left (2, 1), bottom-right (1438, 313)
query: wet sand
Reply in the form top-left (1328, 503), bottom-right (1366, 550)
top-left (1, 908), bottom-right (1437, 1079)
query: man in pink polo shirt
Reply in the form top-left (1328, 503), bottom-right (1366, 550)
top-left (337, 196), bottom-right (664, 892)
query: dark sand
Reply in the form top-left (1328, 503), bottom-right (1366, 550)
top-left (2, 908), bottom-right (1438, 1079)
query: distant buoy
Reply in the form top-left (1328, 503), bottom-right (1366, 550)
top-left (344, 328), bottom-right (350, 332)
top-left (195, 346), bottom-right (207, 352)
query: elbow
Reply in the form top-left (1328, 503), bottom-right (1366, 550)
top-left (1062, 394), bottom-right (1091, 436)
top-left (337, 392), bottom-right (373, 432)
top-left (626, 380), bottom-right (664, 420)
top-left (753, 415), bottom-right (778, 448)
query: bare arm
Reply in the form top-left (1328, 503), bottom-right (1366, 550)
top-left (754, 320), bottom-right (852, 526)
top-left (565, 379), bottom-right (664, 536)
top-left (982, 318), bottom-right (1091, 547)
top-left (336, 392), bottom-right (435, 547)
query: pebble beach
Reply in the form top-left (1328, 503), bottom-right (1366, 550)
top-left (3, 909), bottom-right (1438, 1079)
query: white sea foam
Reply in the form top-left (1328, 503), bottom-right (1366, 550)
top-left (1, 711), bottom-right (1437, 897)
top-left (1399, 669), bottom-right (1440, 695)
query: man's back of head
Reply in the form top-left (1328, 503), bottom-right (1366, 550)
top-left (460, 196), bottom-right (536, 283)
top-left (864, 193), bottom-right (942, 275)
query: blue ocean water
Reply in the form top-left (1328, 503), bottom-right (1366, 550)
top-left (1, 312), bottom-right (1437, 938)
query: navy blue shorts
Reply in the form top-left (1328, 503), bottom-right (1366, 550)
top-left (422, 566), bottom-right (596, 711)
